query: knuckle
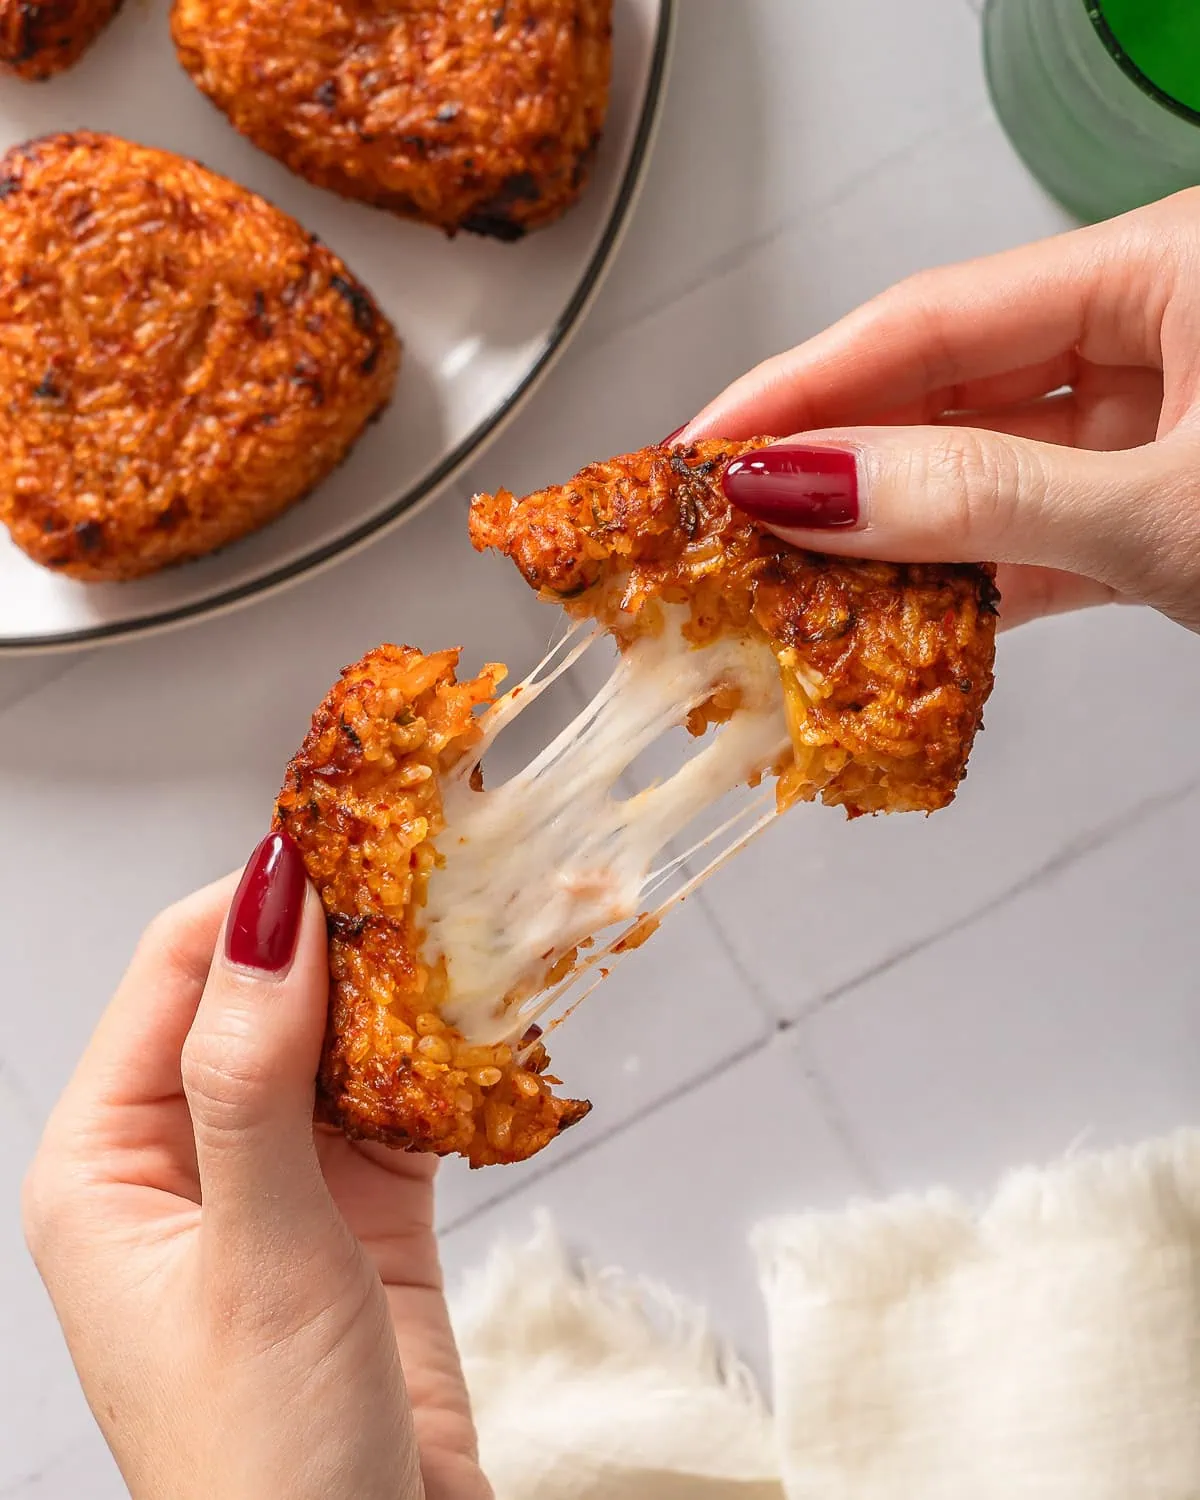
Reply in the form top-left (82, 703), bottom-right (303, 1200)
top-left (134, 899), bottom-right (217, 989)
top-left (1141, 467), bottom-right (1200, 619)
top-left (1149, 184), bottom-right (1200, 232)
top-left (894, 265), bottom-right (942, 306)
top-left (875, 270), bottom-right (961, 393)
top-left (139, 894), bottom-right (193, 951)
top-left (21, 1164), bottom-right (50, 1261)
top-left (21, 1152), bottom-right (72, 1266)
top-left (907, 431), bottom-right (1045, 553)
top-left (870, 268), bottom-right (936, 328)
top-left (860, 271), bottom-right (933, 339)
top-left (181, 1023), bottom-right (271, 1128)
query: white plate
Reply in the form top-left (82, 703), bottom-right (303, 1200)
top-left (0, 0), bottom-right (673, 652)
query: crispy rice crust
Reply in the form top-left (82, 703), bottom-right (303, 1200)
top-left (281, 445), bottom-right (997, 1167)
top-left (0, 0), bottom-right (121, 78)
top-left (469, 439), bottom-right (999, 816)
top-left (275, 645), bottom-right (591, 1167)
top-left (171, 0), bottom-right (613, 240)
top-left (0, 131), bottom-right (399, 581)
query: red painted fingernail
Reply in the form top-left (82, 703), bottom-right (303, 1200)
top-left (225, 832), bottom-right (306, 973)
top-left (662, 425), bottom-right (689, 447)
top-left (722, 445), bottom-right (860, 529)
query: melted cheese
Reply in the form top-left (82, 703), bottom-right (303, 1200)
top-left (422, 611), bottom-right (790, 1044)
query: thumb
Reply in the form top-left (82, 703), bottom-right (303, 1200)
top-left (720, 427), bottom-right (1196, 614)
top-left (181, 831), bottom-right (332, 1243)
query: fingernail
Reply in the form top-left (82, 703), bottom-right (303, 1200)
top-left (722, 445), bottom-right (860, 529)
top-left (225, 831), bottom-right (306, 974)
top-left (661, 425), bottom-right (689, 447)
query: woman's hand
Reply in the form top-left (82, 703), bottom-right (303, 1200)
top-left (678, 189), bottom-right (1200, 632)
top-left (23, 833), bottom-right (490, 1500)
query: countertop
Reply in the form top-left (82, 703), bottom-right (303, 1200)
top-left (4, 0), bottom-right (1199, 1492)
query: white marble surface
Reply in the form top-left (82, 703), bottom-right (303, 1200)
top-left (3, 1), bottom-right (1199, 1494)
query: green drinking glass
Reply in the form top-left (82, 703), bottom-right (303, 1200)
top-left (983, 0), bottom-right (1200, 223)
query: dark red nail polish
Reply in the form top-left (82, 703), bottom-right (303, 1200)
top-left (722, 445), bottom-right (860, 529)
top-left (661, 425), bottom-right (689, 447)
top-left (225, 832), bottom-right (306, 973)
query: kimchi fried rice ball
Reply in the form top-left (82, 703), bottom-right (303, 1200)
top-left (0, 131), bottom-right (399, 582)
top-left (275, 646), bottom-right (592, 1167)
top-left (470, 439), bottom-right (999, 817)
top-left (276, 443), bottom-right (998, 1168)
top-left (0, 0), bottom-right (122, 79)
top-left (171, 0), bottom-right (613, 239)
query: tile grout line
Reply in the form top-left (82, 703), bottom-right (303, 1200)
top-left (0, 1432), bottom-right (96, 1500)
top-left (785, 769), bottom-right (1200, 1028)
top-left (577, 102), bottom-right (996, 364)
top-left (442, 728), bottom-right (1200, 1237)
top-left (689, 883), bottom-right (784, 1036)
top-left (0, 654), bottom-right (86, 719)
top-left (786, 1027), bottom-right (885, 1197)
top-left (439, 1033), bottom-right (771, 1238)
top-left (436, 661), bottom-right (782, 1234)
top-left (548, 769), bottom-right (1200, 1202)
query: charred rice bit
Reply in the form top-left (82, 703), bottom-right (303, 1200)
top-left (429, 438), bottom-right (997, 1054)
top-left (274, 645), bottom-right (591, 1168)
top-left (0, 0), bottom-right (123, 79)
top-left (0, 132), bottom-right (399, 582)
top-left (280, 440), bottom-right (996, 1170)
top-left (171, 0), bottom-right (613, 238)
top-left (468, 438), bottom-right (999, 818)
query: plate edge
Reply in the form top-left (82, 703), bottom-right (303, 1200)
top-left (0, 0), bottom-right (678, 656)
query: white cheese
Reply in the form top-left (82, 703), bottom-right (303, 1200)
top-left (423, 609), bottom-right (791, 1044)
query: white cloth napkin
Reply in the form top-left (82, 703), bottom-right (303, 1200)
top-left (450, 1132), bottom-right (1200, 1499)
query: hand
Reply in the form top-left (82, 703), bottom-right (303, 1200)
top-left (23, 834), bottom-right (490, 1500)
top-left (679, 189), bottom-right (1200, 632)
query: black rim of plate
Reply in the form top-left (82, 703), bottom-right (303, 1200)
top-left (4, 0), bottom-right (676, 653)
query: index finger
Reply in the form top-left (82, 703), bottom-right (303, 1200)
top-left (683, 214), bottom-right (1167, 441)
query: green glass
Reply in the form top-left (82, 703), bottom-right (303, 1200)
top-left (983, 0), bottom-right (1200, 223)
